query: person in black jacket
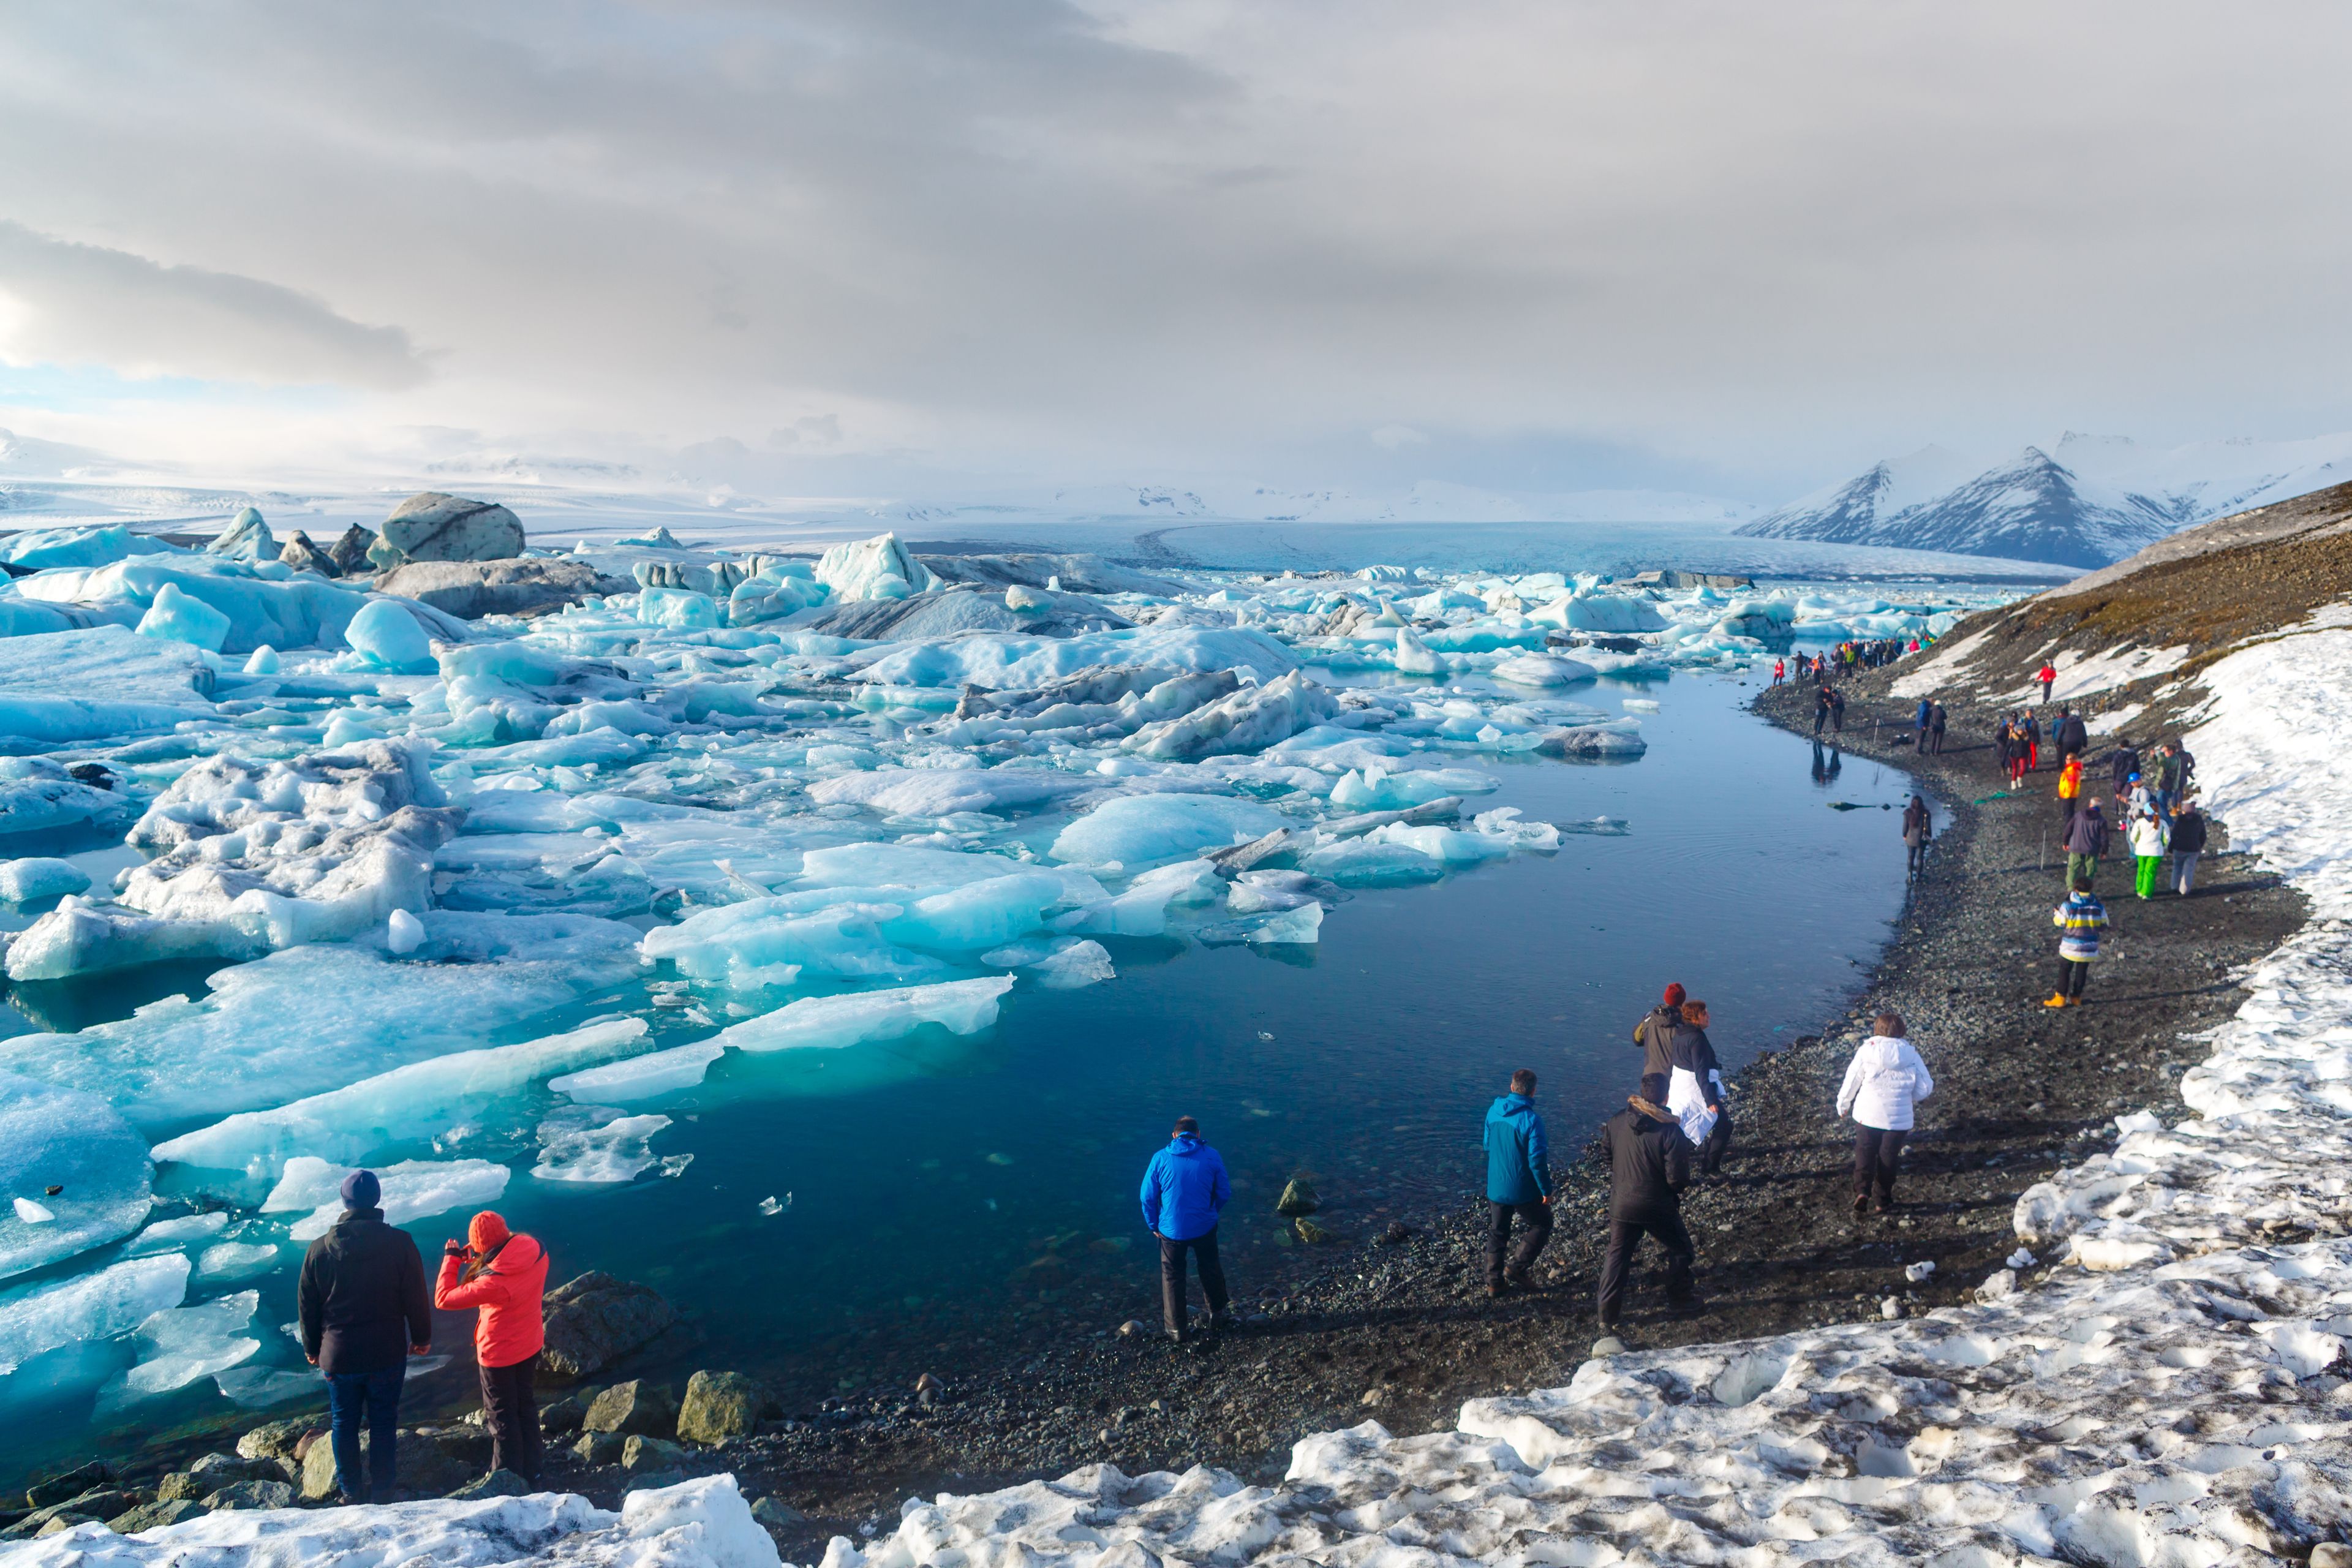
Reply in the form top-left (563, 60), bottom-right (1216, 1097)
top-left (1597, 1079), bottom-right (1697, 1332)
top-left (2109, 741), bottom-right (2139, 806)
top-left (298, 1170), bottom-right (431, 1503)
top-left (2056, 708), bottom-right (2088, 760)
top-left (1929, 702), bottom-right (1948, 755)
top-left (2169, 801), bottom-right (2207, 895)
top-left (1631, 984), bottom-right (1686, 1082)
top-left (1669, 1003), bottom-right (1731, 1177)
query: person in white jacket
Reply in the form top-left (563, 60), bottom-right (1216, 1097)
top-left (1835, 1012), bottom-right (1934, 1217)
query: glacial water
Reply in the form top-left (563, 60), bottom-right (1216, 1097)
top-left (0, 662), bottom-right (1934, 1478)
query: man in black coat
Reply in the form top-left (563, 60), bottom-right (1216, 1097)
top-left (298, 1169), bottom-right (431, 1503)
top-left (2056, 708), bottom-right (2088, 760)
top-left (1597, 1079), bottom-right (1697, 1333)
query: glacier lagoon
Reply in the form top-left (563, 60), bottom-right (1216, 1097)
top-left (0, 522), bottom-right (1998, 1482)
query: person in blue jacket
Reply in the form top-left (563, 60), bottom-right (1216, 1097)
top-left (1140, 1116), bottom-right (1233, 1343)
top-left (1482, 1069), bottom-right (1553, 1297)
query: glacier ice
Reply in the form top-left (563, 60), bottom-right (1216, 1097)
top-left (0, 1071), bottom-right (153, 1281)
top-left (195, 1240), bottom-right (282, 1280)
top-left (534, 1108), bottom-right (671, 1184)
top-left (549, 1041), bottom-right (725, 1102)
top-left (815, 532), bottom-right (937, 601)
top-left (0, 625), bottom-right (213, 744)
top-left (0, 857), bottom-right (91, 903)
top-left (342, 597), bottom-right (436, 672)
top-left (263, 1155), bottom-right (513, 1240)
top-left (0, 1253), bottom-right (188, 1373)
top-left (135, 581), bottom-right (233, 651)
top-left (15, 557), bottom-right (370, 654)
top-left (102, 1289), bottom-right (260, 1404)
top-left (1047, 794), bottom-right (1287, 867)
top-left (714, 976), bottom-right (1016, 1054)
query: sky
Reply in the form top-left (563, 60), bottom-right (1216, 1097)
top-left (1, 1), bottom-right (2349, 509)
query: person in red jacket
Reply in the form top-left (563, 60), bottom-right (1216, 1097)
top-left (434, 1211), bottom-right (549, 1484)
top-left (2037, 660), bottom-right (2057, 703)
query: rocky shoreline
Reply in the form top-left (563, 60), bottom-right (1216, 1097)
top-left (9, 664), bottom-right (2303, 1559)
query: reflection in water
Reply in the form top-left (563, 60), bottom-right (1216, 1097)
top-left (1811, 740), bottom-right (1844, 785)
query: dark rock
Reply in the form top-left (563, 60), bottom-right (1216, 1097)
top-left (65, 763), bottom-right (116, 790)
top-left (298, 1429), bottom-right (470, 1501)
top-left (186, 1453), bottom-right (279, 1492)
top-left (624, 1468), bottom-right (687, 1494)
top-left (374, 558), bottom-right (627, 620)
top-left (157, 1472), bottom-right (204, 1504)
top-left (26, 1461), bottom-right (112, 1510)
top-left (108, 1498), bottom-right (208, 1534)
top-left (1276, 1177), bottom-right (1320, 1216)
top-left (621, 1435), bottom-right (687, 1474)
top-left (30, 1515), bottom-right (96, 1539)
top-left (750, 1497), bottom-right (807, 1532)
top-left (538, 1273), bottom-right (678, 1382)
top-left (446, 1469), bottom-right (531, 1501)
top-left (538, 1396), bottom-right (589, 1438)
top-left (374, 492), bottom-right (524, 567)
top-left (203, 1479), bottom-right (295, 1511)
top-left (279, 530), bottom-right (336, 576)
top-left (422, 1427), bottom-right (494, 1468)
top-left (572, 1432), bottom-right (625, 1464)
top-left (586, 1379), bottom-right (679, 1438)
top-left (325, 524), bottom-right (379, 576)
top-left (677, 1371), bottom-right (766, 1445)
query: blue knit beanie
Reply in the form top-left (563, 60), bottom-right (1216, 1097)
top-left (341, 1169), bottom-right (381, 1209)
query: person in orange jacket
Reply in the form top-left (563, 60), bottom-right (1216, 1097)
top-left (2057, 754), bottom-right (2083, 828)
top-left (434, 1212), bottom-right (549, 1485)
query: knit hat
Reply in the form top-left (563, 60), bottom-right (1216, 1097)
top-left (1662, 982), bottom-right (1686, 1008)
top-left (341, 1169), bottom-right (380, 1209)
top-left (468, 1211), bottom-right (510, 1252)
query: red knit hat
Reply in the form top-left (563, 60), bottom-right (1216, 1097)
top-left (468, 1211), bottom-right (510, 1252)
top-left (1662, 982), bottom-right (1686, 1007)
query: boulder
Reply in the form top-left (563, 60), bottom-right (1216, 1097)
top-left (1275, 1177), bottom-right (1320, 1216)
top-left (677, 1370), bottom-right (768, 1445)
top-left (27, 1461), bottom-right (113, 1509)
top-left (30, 1515), bottom-right (96, 1539)
top-left (538, 1272), bottom-right (678, 1382)
top-left (298, 1428), bottom-right (470, 1501)
top-left (374, 492), bottom-right (525, 567)
top-left (238, 1418), bottom-right (319, 1461)
top-left (186, 1453), bottom-right (281, 1492)
top-left (6, 1490), bottom-right (144, 1538)
top-left (447, 1469), bottom-right (530, 1501)
top-left (326, 525), bottom-right (379, 576)
top-left (585, 1379), bottom-right (679, 1438)
top-left (374, 558), bottom-right (627, 620)
top-left (278, 530), bottom-right (336, 576)
top-left (573, 1431), bottom-right (624, 1464)
top-left (750, 1497), bottom-right (807, 1532)
top-left (108, 1498), bottom-right (208, 1533)
top-left (538, 1395), bottom-right (589, 1437)
top-left (620, 1435), bottom-right (687, 1474)
top-left (156, 1473), bottom-right (205, 1504)
top-left (421, 1427), bottom-right (494, 1469)
top-left (203, 1479), bottom-right (295, 1511)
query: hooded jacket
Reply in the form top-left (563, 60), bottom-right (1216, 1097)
top-left (1140, 1134), bottom-right (1230, 1241)
top-left (2127, 812), bottom-right (2169, 858)
top-left (1482, 1093), bottom-right (1551, 1204)
top-left (434, 1216), bottom-right (549, 1370)
top-left (2058, 760), bottom-right (2082, 801)
top-left (2063, 806), bottom-right (2108, 856)
top-left (1836, 1034), bottom-right (1935, 1131)
top-left (1603, 1099), bottom-right (1691, 1223)
top-left (2171, 812), bottom-right (2207, 854)
top-left (2058, 714), bottom-right (2088, 754)
top-left (298, 1208), bottom-right (431, 1375)
top-left (2054, 889), bottom-right (2108, 960)
top-left (1632, 1005), bottom-right (1682, 1080)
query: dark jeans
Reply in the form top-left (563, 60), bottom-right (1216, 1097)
top-left (480, 1359), bottom-right (542, 1483)
top-left (1698, 1110), bottom-right (1732, 1177)
top-left (2057, 957), bottom-right (2089, 1000)
top-left (1484, 1199), bottom-right (1552, 1287)
top-left (1853, 1126), bottom-right (1909, 1204)
top-left (1159, 1228), bottom-right (1229, 1335)
top-left (1906, 842), bottom-right (1928, 877)
top-left (1930, 728), bottom-right (1945, 755)
top-left (1596, 1212), bottom-right (1694, 1325)
top-left (326, 1363), bottom-right (405, 1502)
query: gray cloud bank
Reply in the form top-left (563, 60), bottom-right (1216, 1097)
top-left (0, 1), bottom-right (2347, 498)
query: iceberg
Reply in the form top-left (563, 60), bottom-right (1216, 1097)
top-left (1123, 669), bottom-right (1337, 761)
top-left (0, 858), bottom-right (91, 903)
top-left (263, 1156), bottom-right (512, 1240)
top-left (342, 597), bottom-right (436, 672)
top-left (0, 624), bottom-right (213, 743)
top-left (533, 1108), bottom-right (671, 1183)
top-left (0, 1253), bottom-right (188, 1373)
top-left (1491, 652), bottom-right (1599, 687)
top-left (1048, 794), bottom-right (1287, 867)
top-left (549, 1041), bottom-right (725, 1102)
top-left (853, 627), bottom-right (1297, 691)
top-left (0, 1072), bottom-right (154, 1280)
top-left (713, 976), bottom-right (1015, 1053)
top-left (102, 1289), bottom-right (260, 1403)
top-left (135, 581), bottom-right (233, 650)
top-left (0, 523), bottom-right (183, 571)
top-left (815, 532), bottom-right (937, 601)
top-left (14, 557), bottom-right (369, 653)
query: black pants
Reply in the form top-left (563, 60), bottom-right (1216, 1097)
top-left (325, 1364), bottom-right (404, 1502)
top-left (1159, 1228), bottom-right (1229, 1334)
top-left (1931, 728), bottom-right (1945, 754)
top-left (480, 1358), bottom-right (541, 1483)
top-left (1853, 1126), bottom-right (1909, 1204)
top-left (1698, 1110), bottom-right (1732, 1176)
top-left (1906, 841), bottom-right (1928, 877)
top-left (1813, 709), bottom-right (1827, 734)
top-left (1596, 1212), bottom-right (1694, 1325)
top-left (2057, 957), bottom-right (2089, 1000)
top-left (1485, 1199), bottom-right (1552, 1287)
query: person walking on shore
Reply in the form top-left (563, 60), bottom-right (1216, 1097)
top-left (1482, 1069), bottom-right (1553, 1297)
top-left (2170, 801), bottom-right (2207, 895)
top-left (298, 1170), bottom-right (431, 1504)
top-left (1902, 794), bottom-right (1932, 880)
top-left (1930, 701), bottom-right (1948, 755)
top-left (2057, 707), bottom-right (2088, 761)
top-left (2128, 798), bottom-right (2169, 899)
top-left (2156, 741), bottom-right (2195, 816)
top-left (1667, 1001), bottom-right (1730, 1177)
top-left (433, 1211), bottom-right (548, 1486)
top-left (1913, 697), bottom-right (1932, 755)
top-left (2022, 709), bottom-right (2041, 773)
top-left (1140, 1117), bottom-right (1233, 1343)
top-left (2048, 876), bottom-right (2109, 1008)
top-left (1634, 983), bottom-right (1686, 1082)
top-left (2063, 796), bottom-right (2108, 889)
top-left (1771, 657), bottom-right (1785, 687)
top-left (2110, 739), bottom-right (2139, 807)
top-left (2006, 720), bottom-right (2030, 788)
top-left (2057, 754), bottom-right (2083, 827)
top-left (1828, 687), bottom-right (1846, 734)
top-left (1597, 1079), bottom-right (1696, 1333)
top-left (1835, 1013), bottom-right (1934, 1216)
top-left (2037, 660), bottom-right (2057, 703)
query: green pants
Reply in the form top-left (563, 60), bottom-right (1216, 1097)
top-left (2066, 852), bottom-right (2098, 889)
top-left (2135, 854), bottom-right (2162, 899)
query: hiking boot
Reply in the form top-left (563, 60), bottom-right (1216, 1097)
top-left (1165, 1327), bottom-right (1185, 1346)
top-left (2043, 993), bottom-right (2070, 1008)
top-left (1209, 1308), bottom-right (1240, 1333)
top-left (1503, 1269), bottom-right (1537, 1293)
top-left (1850, 1192), bottom-right (1869, 1218)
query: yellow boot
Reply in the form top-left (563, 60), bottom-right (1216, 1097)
top-left (2043, 992), bottom-right (2070, 1008)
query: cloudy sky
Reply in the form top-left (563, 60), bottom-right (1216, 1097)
top-left (1, 1), bottom-right (2347, 506)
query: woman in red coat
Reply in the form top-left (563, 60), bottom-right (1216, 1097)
top-left (434, 1212), bottom-right (549, 1484)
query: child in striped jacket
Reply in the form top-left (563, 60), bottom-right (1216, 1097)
top-left (2047, 878), bottom-right (2109, 1008)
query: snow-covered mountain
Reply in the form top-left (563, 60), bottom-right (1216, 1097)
top-left (1741, 432), bottom-right (2352, 568)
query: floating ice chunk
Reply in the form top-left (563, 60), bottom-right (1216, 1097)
top-left (1300, 839), bottom-right (1444, 888)
top-left (1047, 794), bottom-right (1286, 868)
top-left (1393, 626), bottom-right (1441, 675)
top-left (1472, 807), bottom-right (1562, 850)
top-left (0, 522), bottom-right (183, 570)
top-left (1224, 870), bottom-right (1326, 913)
top-left (533, 1108), bottom-right (671, 1184)
top-left (21, 559), bottom-right (369, 654)
top-left (104, 1289), bottom-right (260, 1403)
top-left (342, 597), bottom-right (436, 673)
top-left (641, 899), bottom-right (933, 992)
top-left (1328, 765), bottom-right (1493, 812)
top-left (808, 768), bottom-right (1095, 818)
top-left (0, 1253), bottom-right (189, 1373)
top-left (853, 627), bottom-right (1297, 691)
top-left (263, 1156), bottom-right (513, 1241)
top-left (0, 858), bottom-right (90, 903)
top-left (215, 1365), bottom-right (323, 1406)
top-left (815, 533), bottom-right (937, 601)
top-left (386, 908), bottom-right (425, 954)
top-left (197, 1241), bottom-right (282, 1280)
top-left (243, 644), bottom-right (281, 674)
top-left (1563, 592), bottom-right (1668, 632)
top-left (0, 1071), bottom-right (154, 1281)
top-left (1198, 903), bottom-right (1323, 946)
top-left (1491, 654), bottom-right (1598, 687)
top-left (136, 581), bottom-right (235, 650)
top-left (797, 843), bottom-right (1027, 889)
top-left (550, 1041), bottom-right (726, 1102)
top-left (0, 626), bottom-right (212, 745)
top-left (636, 586), bottom-right (722, 630)
top-left (1537, 720), bottom-right (1650, 758)
top-left (1371, 822), bottom-right (1511, 865)
top-left (1022, 939), bottom-right (1116, 989)
top-left (152, 1016), bottom-right (650, 1177)
top-left (1621, 698), bottom-right (1661, 712)
top-left (127, 1212), bottom-right (230, 1253)
top-left (883, 872), bottom-right (1089, 952)
top-left (1123, 670), bottom-right (1337, 761)
top-left (715, 976), bottom-right (1015, 1054)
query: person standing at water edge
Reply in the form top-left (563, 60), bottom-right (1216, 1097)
top-left (1482, 1069), bottom-right (1553, 1296)
top-left (2171, 801), bottom-right (2207, 895)
top-left (1597, 1077), bottom-right (1696, 1332)
top-left (1835, 1013), bottom-right (1934, 1216)
top-left (1828, 687), bottom-right (1846, 733)
top-left (1667, 1001), bottom-right (1730, 1177)
top-left (2048, 877), bottom-right (2109, 1007)
top-left (1930, 701), bottom-right (1948, 755)
top-left (298, 1169), bottom-right (431, 1504)
top-left (434, 1210), bottom-right (549, 1485)
top-left (1913, 697), bottom-right (1932, 754)
top-left (1140, 1117), bottom-right (1233, 1342)
top-left (1633, 982), bottom-right (1686, 1082)
top-left (1902, 794), bottom-right (1932, 880)
top-left (1812, 685), bottom-right (1831, 735)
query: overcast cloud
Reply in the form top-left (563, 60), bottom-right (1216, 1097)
top-left (0, 1), bottom-right (2346, 500)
